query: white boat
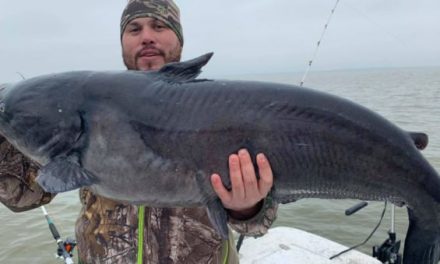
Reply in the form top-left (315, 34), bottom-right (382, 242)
top-left (239, 227), bottom-right (381, 264)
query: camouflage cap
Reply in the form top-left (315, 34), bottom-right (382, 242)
top-left (120, 0), bottom-right (184, 46)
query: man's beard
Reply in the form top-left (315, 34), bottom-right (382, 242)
top-left (123, 45), bottom-right (182, 71)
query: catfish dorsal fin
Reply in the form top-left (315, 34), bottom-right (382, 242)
top-left (409, 131), bottom-right (429, 150)
top-left (158, 52), bottom-right (213, 82)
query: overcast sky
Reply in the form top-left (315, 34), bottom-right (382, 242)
top-left (0, 0), bottom-right (439, 82)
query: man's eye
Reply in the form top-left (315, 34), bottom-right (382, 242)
top-left (153, 23), bottom-right (166, 30)
top-left (125, 25), bottom-right (140, 33)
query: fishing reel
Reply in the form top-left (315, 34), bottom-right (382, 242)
top-left (56, 237), bottom-right (77, 259)
top-left (373, 231), bottom-right (402, 264)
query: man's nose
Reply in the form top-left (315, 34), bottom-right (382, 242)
top-left (140, 28), bottom-right (156, 45)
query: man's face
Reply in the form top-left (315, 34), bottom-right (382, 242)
top-left (122, 17), bottom-right (182, 71)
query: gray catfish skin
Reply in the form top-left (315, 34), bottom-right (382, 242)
top-left (0, 53), bottom-right (439, 263)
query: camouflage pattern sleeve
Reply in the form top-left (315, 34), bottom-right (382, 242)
top-left (227, 191), bottom-right (278, 237)
top-left (0, 136), bottom-right (54, 212)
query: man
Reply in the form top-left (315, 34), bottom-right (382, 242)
top-left (0, 0), bottom-right (278, 263)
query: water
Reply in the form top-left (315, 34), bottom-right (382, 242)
top-left (1, 67), bottom-right (439, 263)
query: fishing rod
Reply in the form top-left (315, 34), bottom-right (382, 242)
top-left (237, 0), bottom-right (342, 252)
top-left (41, 206), bottom-right (76, 264)
top-left (16, 72), bottom-right (77, 262)
top-left (299, 0), bottom-right (340, 87)
top-left (295, 1), bottom-right (403, 260)
top-left (14, 72), bottom-right (76, 262)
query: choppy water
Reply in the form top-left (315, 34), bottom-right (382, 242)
top-left (1, 67), bottom-right (439, 263)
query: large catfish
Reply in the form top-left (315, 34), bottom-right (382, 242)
top-left (0, 53), bottom-right (439, 263)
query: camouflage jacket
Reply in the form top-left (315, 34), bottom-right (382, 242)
top-left (0, 138), bottom-right (278, 264)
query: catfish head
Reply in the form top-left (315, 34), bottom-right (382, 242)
top-left (0, 77), bottom-right (84, 166)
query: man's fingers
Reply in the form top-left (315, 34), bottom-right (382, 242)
top-left (211, 174), bottom-right (231, 203)
top-left (229, 154), bottom-right (245, 199)
top-left (238, 149), bottom-right (258, 188)
top-left (213, 152), bottom-right (273, 212)
top-left (257, 153), bottom-right (273, 196)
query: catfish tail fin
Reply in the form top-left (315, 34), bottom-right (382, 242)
top-left (403, 208), bottom-right (440, 264)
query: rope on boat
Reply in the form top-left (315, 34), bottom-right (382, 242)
top-left (329, 200), bottom-right (388, 260)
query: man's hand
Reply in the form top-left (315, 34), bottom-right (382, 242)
top-left (210, 149), bottom-right (273, 220)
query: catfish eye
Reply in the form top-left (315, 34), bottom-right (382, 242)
top-left (0, 102), bottom-right (4, 113)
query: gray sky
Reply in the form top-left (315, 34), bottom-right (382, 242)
top-left (0, 0), bottom-right (439, 82)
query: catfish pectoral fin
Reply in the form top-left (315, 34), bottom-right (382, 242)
top-left (36, 156), bottom-right (97, 193)
top-left (206, 199), bottom-right (229, 240)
